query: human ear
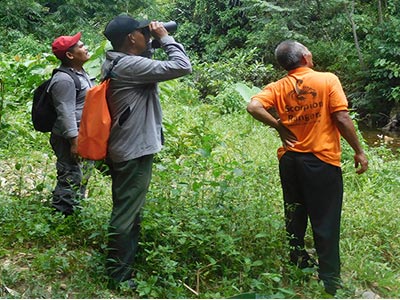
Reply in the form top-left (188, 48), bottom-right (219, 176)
top-left (301, 52), bottom-right (311, 65)
top-left (127, 33), bottom-right (136, 44)
top-left (65, 51), bottom-right (74, 60)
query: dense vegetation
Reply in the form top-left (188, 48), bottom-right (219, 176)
top-left (1, 0), bottom-right (399, 299)
top-left (2, 0), bottom-right (400, 123)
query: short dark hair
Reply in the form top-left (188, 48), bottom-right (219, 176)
top-left (110, 36), bottom-right (127, 51)
top-left (59, 44), bottom-right (78, 64)
top-left (275, 40), bottom-right (308, 71)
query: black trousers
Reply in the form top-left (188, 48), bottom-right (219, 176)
top-left (279, 152), bottom-right (343, 285)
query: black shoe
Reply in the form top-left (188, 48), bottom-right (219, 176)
top-left (299, 257), bottom-right (318, 269)
top-left (323, 279), bottom-right (343, 296)
top-left (290, 248), bottom-right (318, 269)
top-left (291, 254), bottom-right (318, 269)
top-left (52, 205), bottom-right (78, 217)
top-left (324, 285), bottom-right (337, 296)
top-left (126, 279), bottom-right (137, 290)
top-left (108, 278), bottom-right (137, 291)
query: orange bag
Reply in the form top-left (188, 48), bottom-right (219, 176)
top-left (77, 79), bottom-right (111, 160)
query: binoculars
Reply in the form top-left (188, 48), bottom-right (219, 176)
top-left (151, 21), bottom-right (178, 48)
top-left (162, 21), bottom-right (178, 33)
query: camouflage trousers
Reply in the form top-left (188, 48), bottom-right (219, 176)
top-left (50, 133), bottom-right (92, 216)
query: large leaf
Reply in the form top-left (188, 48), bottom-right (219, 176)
top-left (233, 82), bottom-right (261, 103)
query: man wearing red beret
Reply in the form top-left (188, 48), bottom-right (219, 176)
top-left (49, 32), bottom-right (94, 216)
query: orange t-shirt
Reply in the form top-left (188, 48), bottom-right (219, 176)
top-left (251, 67), bottom-right (348, 166)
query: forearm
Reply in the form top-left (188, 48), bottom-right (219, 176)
top-left (247, 100), bottom-right (279, 129)
top-left (332, 111), bottom-right (368, 174)
top-left (332, 111), bottom-right (364, 154)
top-left (247, 100), bottom-right (297, 147)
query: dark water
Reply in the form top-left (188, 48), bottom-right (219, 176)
top-left (359, 123), bottom-right (400, 154)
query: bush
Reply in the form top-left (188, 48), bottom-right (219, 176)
top-left (192, 49), bottom-right (275, 100)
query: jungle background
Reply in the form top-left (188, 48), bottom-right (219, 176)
top-left (0, 0), bottom-right (399, 298)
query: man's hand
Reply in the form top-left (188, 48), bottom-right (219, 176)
top-left (70, 137), bottom-right (80, 162)
top-left (276, 121), bottom-right (298, 148)
top-left (149, 21), bottom-right (168, 39)
top-left (332, 111), bottom-right (368, 175)
top-left (247, 100), bottom-right (298, 148)
top-left (354, 152), bottom-right (368, 174)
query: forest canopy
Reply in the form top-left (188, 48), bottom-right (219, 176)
top-left (1, 0), bottom-right (399, 124)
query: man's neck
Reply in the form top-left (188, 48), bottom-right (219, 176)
top-left (62, 63), bottom-right (84, 72)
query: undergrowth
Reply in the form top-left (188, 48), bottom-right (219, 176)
top-left (0, 57), bottom-right (399, 299)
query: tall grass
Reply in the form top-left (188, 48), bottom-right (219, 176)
top-left (1, 59), bottom-right (400, 298)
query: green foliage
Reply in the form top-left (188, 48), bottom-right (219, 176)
top-left (360, 16), bottom-right (400, 111)
top-left (1, 1), bottom-right (400, 299)
top-left (234, 82), bottom-right (262, 102)
top-left (1, 60), bottom-right (400, 297)
top-left (2, 0), bottom-right (400, 121)
top-left (0, 51), bottom-right (56, 140)
top-left (0, 1), bottom-right (45, 41)
top-left (191, 48), bottom-right (275, 101)
top-left (211, 82), bottom-right (261, 115)
top-left (161, 0), bottom-right (250, 61)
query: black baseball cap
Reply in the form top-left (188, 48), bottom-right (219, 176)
top-left (104, 15), bottom-right (150, 44)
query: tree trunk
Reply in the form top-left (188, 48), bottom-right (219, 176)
top-left (346, 0), bottom-right (366, 70)
top-left (377, 0), bottom-right (383, 24)
top-left (383, 104), bottom-right (400, 133)
top-left (0, 79), bottom-right (4, 125)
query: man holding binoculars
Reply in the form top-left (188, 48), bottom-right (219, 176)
top-left (102, 15), bottom-right (192, 289)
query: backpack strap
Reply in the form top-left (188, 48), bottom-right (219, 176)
top-left (102, 56), bottom-right (123, 82)
top-left (52, 68), bottom-right (82, 91)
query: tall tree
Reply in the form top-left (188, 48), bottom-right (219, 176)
top-left (346, 0), bottom-right (366, 70)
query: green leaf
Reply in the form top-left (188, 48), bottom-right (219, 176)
top-left (234, 82), bottom-right (261, 103)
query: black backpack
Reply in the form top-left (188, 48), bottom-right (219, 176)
top-left (32, 68), bottom-right (81, 132)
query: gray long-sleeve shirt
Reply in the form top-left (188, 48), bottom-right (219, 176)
top-left (49, 67), bottom-right (94, 138)
top-left (102, 35), bottom-right (192, 163)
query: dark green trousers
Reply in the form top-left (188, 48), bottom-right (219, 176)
top-left (106, 154), bottom-right (154, 283)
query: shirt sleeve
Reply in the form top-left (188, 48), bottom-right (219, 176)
top-left (50, 74), bottom-right (79, 138)
top-left (328, 74), bottom-right (348, 113)
top-left (117, 36), bottom-right (192, 84)
top-left (251, 83), bottom-right (276, 110)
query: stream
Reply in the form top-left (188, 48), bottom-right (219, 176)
top-left (359, 123), bottom-right (400, 154)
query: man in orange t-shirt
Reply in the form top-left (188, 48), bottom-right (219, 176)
top-left (247, 40), bottom-right (368, 295)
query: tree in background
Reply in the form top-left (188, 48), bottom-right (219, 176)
top-left (160, 0), bottom-right (249, 61)
top-left (0, 0), bottom-right (155, 51)
top-left (1, 0), bottom-right (399, 126)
